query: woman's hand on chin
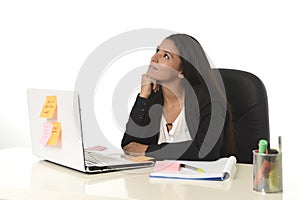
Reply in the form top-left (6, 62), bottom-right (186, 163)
top-left (140, 74), bottom-right (159, 98)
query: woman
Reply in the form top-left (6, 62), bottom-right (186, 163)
top-left (121, 33), bottom-right (235, 161)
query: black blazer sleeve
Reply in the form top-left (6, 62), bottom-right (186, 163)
top-left (121, 93), bottom-right (162, 148)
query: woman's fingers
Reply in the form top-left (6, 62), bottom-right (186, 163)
top-left (140, 74), bottom-right (159, 98)
top-left (152, 81), bottom-right (160, 93)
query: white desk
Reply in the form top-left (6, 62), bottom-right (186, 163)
top-left (0, 147), bottom-right (297, 200)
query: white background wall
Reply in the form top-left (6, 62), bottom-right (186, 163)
top-left (1, 0), bottom-right (299, 180)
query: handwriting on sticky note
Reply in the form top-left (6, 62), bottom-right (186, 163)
top-left (153, 161), bottom-right (180, 172)
top-left (40, 122), bottom-right (53, 145)
top-left (40, 96), bottom-right (57, 118)
top-left (47, 122), bottom-right (61, 145)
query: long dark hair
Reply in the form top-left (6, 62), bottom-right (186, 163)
top-left (166, 33), bottom-right (236, 156)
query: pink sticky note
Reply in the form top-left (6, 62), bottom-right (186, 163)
top-left (40, 122), bottom-right (53, 145)
top-left (85, 145), bottom-right (107, 151)
top-left (153, 161), bottom-right (180, 172)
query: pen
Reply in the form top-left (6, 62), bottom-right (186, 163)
top-left (180, 163), bottom-right (205, 173)
top-left (258, 139), bottom-right (268, 154)
top-left (278, 136), bottom-right (282, 153)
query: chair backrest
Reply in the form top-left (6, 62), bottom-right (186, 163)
top-left (216, 68), bottom-right (270, 163)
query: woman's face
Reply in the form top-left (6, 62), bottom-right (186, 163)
top-left (147, 39), bottom-right (182, 82)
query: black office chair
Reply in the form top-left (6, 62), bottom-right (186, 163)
top-left (217, 68), bottom-right (270, 164)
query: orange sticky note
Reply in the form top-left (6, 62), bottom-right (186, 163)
top-left (47, 122), bottom-right (61, 146)
top-left (127, 156), bottom-right (154, 162)
top-left (40, 122), bottom-right (53, 145)
top-left (40, 96), bottom-right (57, 118)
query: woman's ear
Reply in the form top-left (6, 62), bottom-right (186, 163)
top-left (178, 70), bottom-right (184, 79)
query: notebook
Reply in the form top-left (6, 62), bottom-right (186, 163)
top-left (27, 88), bottom-right (154, 173)
top-left (149, 156), bottom-right (237, 181)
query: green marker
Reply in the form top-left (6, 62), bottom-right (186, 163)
top-left (258, 139), bottom-right (268, 153)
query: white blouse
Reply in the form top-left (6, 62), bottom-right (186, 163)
top-left (158, 107), bottom-right (192, 144)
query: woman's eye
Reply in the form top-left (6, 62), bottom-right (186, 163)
top-left (156, 48), bottom-right (159, 53)
top-left (164, 54), bottom-right (169, 59)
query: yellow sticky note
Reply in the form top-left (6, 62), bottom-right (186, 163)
top-left (47, 122), bottom-right (61, 146)
top-left (40, 96), bottom-right (57, 118)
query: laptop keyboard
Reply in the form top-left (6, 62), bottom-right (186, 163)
top-left (84, 151), bottom-right (133, 166)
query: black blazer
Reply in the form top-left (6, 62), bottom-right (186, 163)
top-left (121, 81), bottom-right (226, 161)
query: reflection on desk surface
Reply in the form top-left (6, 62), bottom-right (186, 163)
top-left (0, 148), bottom-right (289, 199)
top-left (30, 160), bottom-right (283, 200)
top-left (31, 160), bottom-right (152, 199)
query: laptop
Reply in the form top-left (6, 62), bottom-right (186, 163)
top-left (27, 88), bottom-right (154, 173)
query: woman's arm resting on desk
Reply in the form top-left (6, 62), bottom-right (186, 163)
top-left (123, 142), bottom-right (149, 156)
